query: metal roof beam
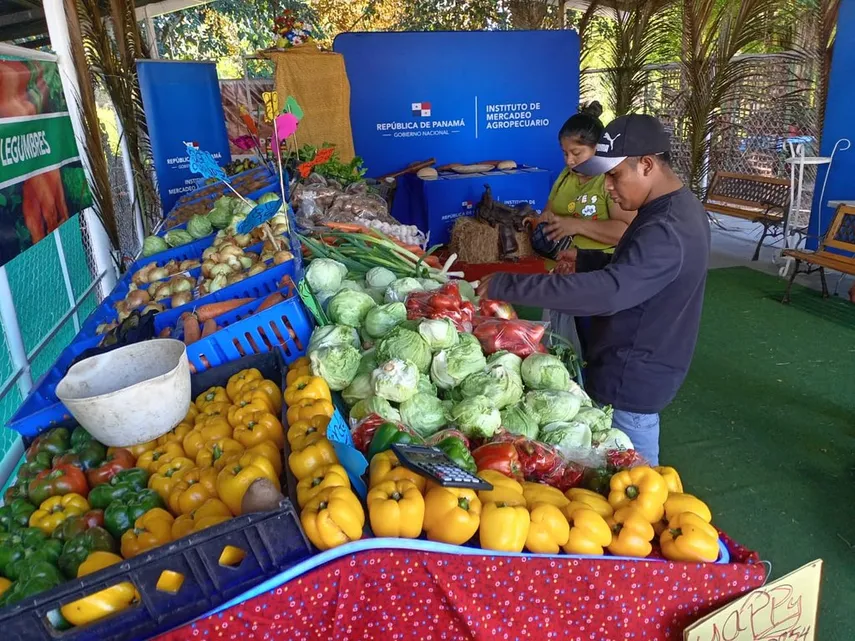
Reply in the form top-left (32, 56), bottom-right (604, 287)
top-left (0, 8), bottom-right (43, 28)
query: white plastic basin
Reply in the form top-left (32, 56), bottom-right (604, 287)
top-left (56, 339), bottom-right (191, 447)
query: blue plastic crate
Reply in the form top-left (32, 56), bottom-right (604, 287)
top-left (122, 235), bottom-right (214, 284)
top-left (163, 173), bottom-right (281, 229)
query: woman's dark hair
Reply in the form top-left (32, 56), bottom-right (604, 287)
top-left (558, 101), bottom-right (604, 146)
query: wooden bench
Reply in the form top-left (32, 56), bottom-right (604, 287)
top-left (704, 171), bottom-right (791, 261)
top-left (781, 204), bottom-right (855, 302)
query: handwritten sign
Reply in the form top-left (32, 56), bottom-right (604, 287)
top-left (262, 91), bottom-right (279, 123)
top-left (236, 199), bottom-right (282, 234)
top-left (684, 560), bottom-right (822, 641)
top-left (185, 142), bottom-right (229, 183)
top-left (284, 95), bottom-right (304, 120)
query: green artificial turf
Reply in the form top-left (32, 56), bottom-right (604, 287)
top-left (662, 267), bottom-right (855, 640)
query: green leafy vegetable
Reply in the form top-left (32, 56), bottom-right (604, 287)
top-left (372, 359), bottom-right (420, 403)
top-left (310, 344), bottom-right (360, 391)
top-left (450, 395), bottom-right (501, 439)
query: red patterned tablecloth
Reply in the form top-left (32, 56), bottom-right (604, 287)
top-left (156, 533), bottom-right (765, 641)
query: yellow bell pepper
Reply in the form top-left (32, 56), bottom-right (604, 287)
top-left (367, 480), bottom-right (424, 539)
top-left (289, 356), bottom-right (310, 371)
top-left (479, 501), bottom-right (530, 552)
top-left (114, 440), bottom-right (156, 460)
top-left (236, 379), bottom-right (282, 415)
top-left (563, 488), bottom-right (614, 520)
top-left (0, 577), bottom-right (10, 597)
top-left (287, 415), bottom-right (330, 450)
top-left (525, 503), bottom-right (570, 554)
top-left (522, 482), bottom-right (570, 509)
top-left (137, 442), bottom-right (185, 474)
top-left (660, 512), bottom-right (720, 562)
top-left (182, 417), bottom-right (233, 459)
top-left (29, 493), bottom-right (90, 535)
top-left (232, 410), bottom-right (285, 449)
top-left (664, 493), bottom-right (712, 523)
top-left (148, 456), bottom-right (196, 500)
top-left (563, 508), bottom-right (613, 556)
top-left (168, 468), bottom-right (218, 515)
top-left (226, 367), bottom-right (263, 401)
top-left (301, 486), bottom-right (364, 550)
top-left (244, 440), bottom-right (283, 476)
top-left (172, 499), bottom-right (232, 539)
top-left (477, 470), bottom-right (526, 506)
top-left (184, 403), bottom-right (199, 424)
top-left (423, 486), bottom-right (481, 545)
top-left (608, 466), bottom-right (668, 523)
top-left (286, 398), bottom-right (334, 426)
top-left (284, 375), bottom-right (331, 407)
top-left (296, 463), bottom-right (351, 508)
top-left (654, 466), bottom-right (683, 494)
top-left (120, 508), bottom-right (174, 558)
top-left (289, 436), bottom-right (338, 481)
top-left (286, 364), bottom-right (312, 386)
top-left (156, 422), bottom-right (193, 448)
top-left (217, 453), bottom-right (281, 515)
top-left (368, 450), bottom-right (426, 493)
top-left (196, 386), bottom-right (229, 408)
top-left (606, 507), bottom-right (655, 558)
top-left (478, 470), bottom-right (523, 493)
top-left (61, 552), bottom-right (137, 626)
top-left (195, 437), bottom-right (245, 469)
top-left (194, 401), bottom-right (231, 425)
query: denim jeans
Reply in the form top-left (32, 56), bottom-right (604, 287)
top-left (612, 410), bottom-right (660, 466)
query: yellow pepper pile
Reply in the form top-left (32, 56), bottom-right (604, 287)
top-left (284, 357), bottom-right (364, 551)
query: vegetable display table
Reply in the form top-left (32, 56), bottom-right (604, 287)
top-left (155, 534), bottom-right (765, 641)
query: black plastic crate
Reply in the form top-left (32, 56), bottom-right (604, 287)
top-left (0, 352), bottom-right (310, 640)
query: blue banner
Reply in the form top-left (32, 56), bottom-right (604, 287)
top-left (333, 31), bottom-right (579, 181)
top-left (137, 61), bottom-right (231, 213)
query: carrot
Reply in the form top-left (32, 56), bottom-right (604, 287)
top-left (323, 221), bottom-right (366, 233)
top-left (196, 298), bottom-right (255, 322)
top-left (183, 315), bottom-right (201, 345)
top-left (257, 292), bottom-right (285, 312)
top-left (200, 319), bottom-right (218, 338)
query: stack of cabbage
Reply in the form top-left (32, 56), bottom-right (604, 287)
top-left (303, 258), bottom-right (632, 457)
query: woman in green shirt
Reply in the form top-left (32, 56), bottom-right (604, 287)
top-left (540, 103), bottom-right (636, 361)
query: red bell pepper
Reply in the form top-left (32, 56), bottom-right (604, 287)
top-left (86, 448), bottom-right (136, 487)
top-left (478, 299), bottom-right (518, 320)
top-left (472, 442), bottom-right (523, 480)
top-left (27, 465), bottom-right (89, 505)
top-left (540, 461), bottom-right (584, 492)
top-left (351, 414), bottom-right (389, 455)
top-left (606, 449), bottom-right (647, 470)
top-left (512, 437), bottom-right (564, 482)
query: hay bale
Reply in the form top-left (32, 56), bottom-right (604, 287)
top-left (449, 216), bottom-right (533, 264)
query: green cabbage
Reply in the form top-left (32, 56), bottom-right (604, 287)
top-left (417, 374), bottom-right (437, 397)
top-left (306, 258), bottom-right (348, 294)
top-left (456, 280), bottom-right (477, 303)
top-left (385, 277), bottom-right (424, 303)
top-left (430, 339), bottom-right (486, 390)
top-left (419, 279), bottom-right (443, 292)
top-left (187, 214), bottom-right (212, 239)
top-left (539, 421), bottom-right (593, 453)
top-left (339, 280), bottom-right (365, 293)
top-left (418, 318), bottom-right (459, 352)
top-left (207, 207), bottom-right (233, 229)
top-left (399, 393), bottom-right (447, 437)
top-left (571, 406), bottom-right (613, 434)
top-left (350, 397), bottom-right (400, 424)
top-left (500, 403), bottom-right (539, 439)
top-left (372, 359), bottom-right (420, 403)
top-left (310, 344), bottom-right (360, 391)
top-left (308, 324), bottom-right (360, 353)
top-left (521, 353), bottom-right (571, 391)
top-left (376, 327), bottom-right (432, 373)
top-left (458, 333), bottom-right (481, 350)
top-left (365, 267), bottom-right (397, 290)
top-left (591, 427), bottom-right (633, 451)
top-left (327, 290), bottom-right (376, 328)
top-left (524, 390), bottom-right (582, 425)
top-left (164, 229), bottom-right (193, 248)
top-left (458, 365), bottom-right (523, 409)
top-left (487, 351), bottom-right (523, 377)
top-left (450, 395), bottom-right (501, 439)
top-left (258, 192), bottom-right (280, 205)
top-left (364, 302), bottom-right (407, 340)
top-left (234, 198), bottom-right (257, 217)
top-left (342, 373), bottom-right (374, 406)
top-left (357, 349), bottom-right (379, 375)
top-left (141, 235), bottom-right (168, 257)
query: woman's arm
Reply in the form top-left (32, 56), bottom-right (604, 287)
top-left (545, 201), bottom-right (636, 245)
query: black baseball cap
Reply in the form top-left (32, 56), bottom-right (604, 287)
top-left (574, 114), bottom-right (671, 176)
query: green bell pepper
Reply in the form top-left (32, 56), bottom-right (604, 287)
top-left (434, 437), bottom-right (477, 474)
top-left (104, 489), bottom-right (163, 539)
top-left (25, 427), bottom-right (71, 462)
top-left (3, 482), bottom-right (28, 504)
top-left (53, 438), bottom-right (107, 472)
top-left (0, 527), bottom-right (63, 580)
top-left (51, 509), bottom-right (105, 543)
top-left (0, 499), bottom-right (37, 533)
top-left (88, 467), bottom-right (149, 510)
top-left (58, 527), bottom-right (116, 578)
top-left (17, 451), bottom-right (53, 483)
top-left (367, 423), bottom-right (421, 460)
top-left (0, 561), bottom-right (64, 607)
top-left (70, 426), bottom-right (94, 449)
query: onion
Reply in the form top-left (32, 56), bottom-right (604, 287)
top-left (239, 256), bottom-right (253, 270)
top-left (179, 259), bottom-right (199, 271)
top-left (227, 272), bottom-right (247, 285)
top-left (244, 252), bottom-right (259, 262)
top-left (115, 301), bottom-right (130, 315)
top-left (201, 260), bottom-right (216, 279)
top-left (170, 292), bottom-right (193, 308)
top-left (210, 263), bottom-right (234, 277)
top-left (202, 247), bottom-right (218, 261)
top-left (171, 278), bottom-right (193, 293)
top-left (126, 289), bottom-right (151, 308)
top-left (153, 283), bottom-right (174, 301)
top-left (219, 245), bottom-right (244, 259)
top-left (272, 224), bottom-right (289, 236)
top-left (226, 256), bottom-right (242, 272)
top-left (142, 303), bottom-right (166, 314)
top-left (273, 251), bottom-right (293, 265)
top-left (247, 263), bottom-right (267, 277)
top-left (233, 234), bottom-right (252, 247)
top-left (209, 274), bottom-right (228, 293)
top-left (149, 267), bottom-right (169, 281)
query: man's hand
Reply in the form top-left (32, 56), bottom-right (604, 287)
top-left (476, 273), bottom-right (496, 300)
top-left (544, 215), bottom-right (579, 241)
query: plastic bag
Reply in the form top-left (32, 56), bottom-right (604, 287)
top-left (478, 298), bottom-right (518, 320)
top-left (472, 318), bottom-right (547, 357)
top-left (350, 414), bottom-right (389, 454)
top-left (405, 282), bottom-right (476, 332)
top-left (426, 428), bottom-right (471, 450)
top-left (297, 191), bottom-right (320, 221)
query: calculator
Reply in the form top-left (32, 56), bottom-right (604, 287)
top-left (391, 444), bottom-right (493, 490)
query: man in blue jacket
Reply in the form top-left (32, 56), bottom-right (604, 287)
top-left (478, 114), bottom-right (710, 465)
